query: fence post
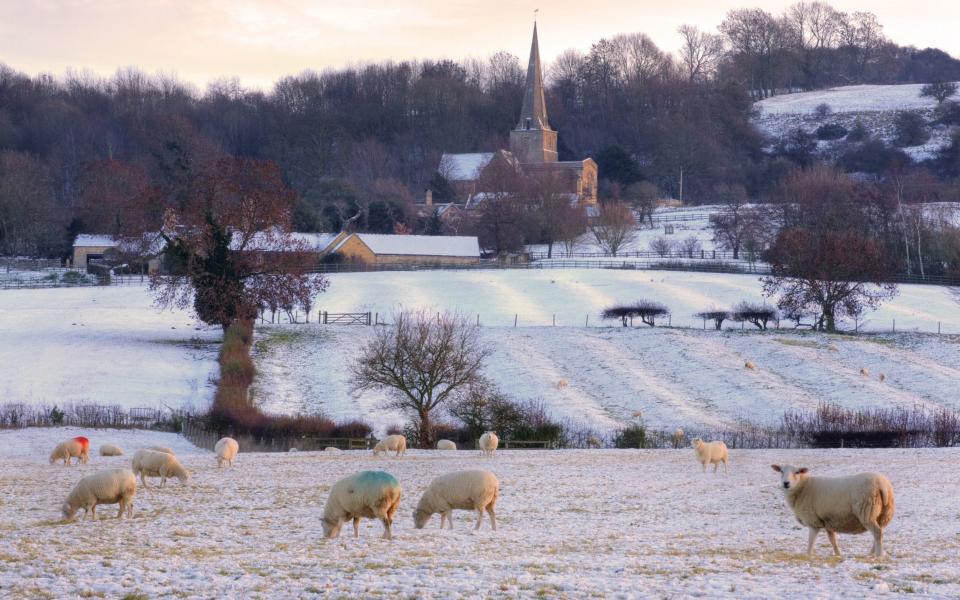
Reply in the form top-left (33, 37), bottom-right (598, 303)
top-left (553, 314), bottom-right (555, 326)
top-left (938, 321), bottom-right (941, 335)
top-left (514, 314), bottom-right (517, 327)
top-left (477, 314), bottom-right (480, 326)
top-left (322, 311), bottom-right (327, 325)
top-left (892, 319), bottom-right (895, 333)
top-left (585, 314), bottom-right (589, 327)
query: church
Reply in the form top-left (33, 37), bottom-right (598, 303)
top-left (436, 24), bottom-right (598, 210)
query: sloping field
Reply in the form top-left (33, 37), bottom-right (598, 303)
top-left (1, 427), bottom-right (958, 599)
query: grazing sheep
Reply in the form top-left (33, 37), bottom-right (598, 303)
top-left (827, 345), bottom-right (839, 352)
top-left (322, 471), bottom-right (402, 539)
top-left (691, 438), bottom-right (728, 473)
top-left (99, 444), bottom-right (123, 457)
top-left (672, 428), bottom-right (685, 448)
top-left (479, 432), bottom-right (499, 456)
top-left (860, 367), bottom-right (870, 376)
top-left (414, 470), bottom-right (499, 531)
top-left (879, 373), bottom-right (886, 382)
top-left (556, 379), bottom-right (569, 390)
top-left (49, 438), bottom-right (90, 466)
top-left (214, 437), bottom-right (239, 468)
top-left (586, 436), bottom-right (602, 449)
top-left (771, 465), bottom-right (895, 557)
top-left (61, 468), bottom-right (136, 522)
top-left (436, 439), bottom-right (457, 450)
top-left (149, 446), bottom-right (175, 455)
top-left (744, 361), bottom-right (757, 370)
top-left (131, 449), bottom-right (190, 488)
top-left (324, 447), bottom-right (342, 453)
top-left (372, 435), bottom-right (407, 457)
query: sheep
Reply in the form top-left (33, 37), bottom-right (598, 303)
top-left (372, 434), bottom-right (407, 457)
top-left (322, 471), bottom-right (402, 540)
top-left (860, 367), bottom-right (870, 376)
top-left (61, 468), bottom-right (136, 522)
top-left (479, 431), bottom-right (499, 456)
top-left (49, 438), bottom-right (90, 466)
top-left (436, 439), bottom-right (457, 450)
top-left (744, 361), bottom-right (757, 370)
top-left (413, 470), bottom-right (499, 531)
top-left (149, 446), bottom-right (175, 455)
top-left (672, 428), bottom-right (685, 448)
top-left (214, 437), bottom-right (239, 468)
top-left (771, 465), bottom-right (895, 557)
top-left (131, 449), bottom-right (190, 488)
top-left (586, 436), bottom-right (602, 448)
top-left (99, 444), bottom-right (124, 457)
top-left (691, 438), bottom-right (728, 473)
top-left (556, 379), bottom-right (569, 390)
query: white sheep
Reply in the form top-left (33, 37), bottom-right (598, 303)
top-left (744, 361), bottom-right (757, 371)
top-left (771, 465), bottom-right (895, 557)
top-left (99, 444), bottom-right (124, 457)
top-left (49, 438), bottom-right (90, 466)
top-left (672, 428), bottom-right (685, 448)
top-left (691, 438), bottom-right (728, 473)
top-left (413, 470), bottom-right (499, 531)
top-left (149, 446), bottom-right (175, 455)
top-left (436, 439), bottom-right (457, 450)
top-left (131, 449), bottom-right (190, 488)
top-left (214, 437), bottom-right (239, 468)
top-left (479, 431), bottom-right (499, 456)
top-left (322, 471), bottom-right (402, 539)
top-left (373, 434), bottom-right (407, 457)
top-left (61, 468), bottom-right (136, 522)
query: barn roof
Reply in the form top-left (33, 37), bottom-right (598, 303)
top-left (346, 234), bottom-right (480, 257)
top-left (73, 234), bottom-right (119, 248)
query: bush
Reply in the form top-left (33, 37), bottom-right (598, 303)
top-left (695, 310), bottom-right (730, 330)
top-left (602, 300), bottom-right (670, 327)
top-left (815, 123), bottom-right (848, 140)
top-left (49, 405), bottom-right (65, 425)
top-left (781, 402), bottom-right (960, 448)
top-left (331, 419), bottom-right (373, 439)
top-left (448, 381), bottom-right (565, 445)
top-left (846, 118), bottom-right (870, 142)
top-left (839, 140), bottom-right (910, 174)
top-left (893, 111), bottom-right (930, 147)
top-left (649, 236), bottom-right (674, 257)
top-left (934, 101), bottom-right (960, 126)
top-left (813, 103), bottom-right (832, 118)
top-left (614, 423), bottom-right (649, 448)
top-left (731, 301), bottom-right (778, 330)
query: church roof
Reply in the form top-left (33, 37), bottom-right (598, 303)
top-left (516, 23), bottom-right (551, 131)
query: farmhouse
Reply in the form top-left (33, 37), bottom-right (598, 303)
top-left (329, 233), bottom-right (480, 266)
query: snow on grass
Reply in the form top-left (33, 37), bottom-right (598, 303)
top-left (0, 426), bottom-right (957, 598)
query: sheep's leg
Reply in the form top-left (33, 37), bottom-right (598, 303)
top-left (713, 462), bottom-right (718, 473)
top-left (117, 500), bottom-right (126, 519)
top-left (723, 459), bottom-right (728, 474)
top-left (353, 517), bottom-right (361, 538)
top-left (139, 473), bottom-right (150, 489)
top-left (867, 524), bottom-right (884, 557)
top-left (382, 517), bottom-right (393, 540)
top-left (90, 504), bottom-right (97, 521)
top-left (827, 530), bottom-right (841, 557)
top-left (443, 511), bottom-right (453, 529)
top-left (806, 527), bottom-right (819, 555)
top-left (487, 506), bottom-right (497, 531)
top-left (701, 462), bottom-right (706, 473)
top-left (475, 509), bottom-right (484, 530)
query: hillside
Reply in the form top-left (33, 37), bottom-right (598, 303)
top-left (753, 83), bottom-right (959, 161)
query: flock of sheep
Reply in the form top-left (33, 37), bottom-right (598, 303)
top-left (48, 428), bottom-right (894, 558)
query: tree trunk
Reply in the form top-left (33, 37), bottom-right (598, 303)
top-left (418, 409), bottom-right (432, 449)
top-left (547, 240), bottom-right (553, 259)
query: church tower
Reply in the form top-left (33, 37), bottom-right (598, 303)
top-left (509, 23), bottom-right (558, 164)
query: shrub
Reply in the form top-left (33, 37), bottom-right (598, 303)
top-left (934, 101), bottom-right (960, 126)
top-left (813, 103), bottom-right (832, 118)
top-left (781, 402), bottom-right (960, 448)
top-left (614, 423), bottom-right (649, 448)
top-left (815, 123), bottom-right (848, 140)
top-left (695, 310), bottom-right (730, 330)
top-left (679, 236), bottom-right (702, 258)
top-left (49, 405), bottom-right (65, 425)
top-left (331, 419), bottom-right (373, 439)
top-left (893, 111), bottom-right (930, 147)
top-left (846, 118), bottom-right (870, 142)
top-left (649, 236), bottom-right (674, 257)
top-left (602, 300), bottom-right (670, 327)
top-left (731, 301), bottom-right (778, 330)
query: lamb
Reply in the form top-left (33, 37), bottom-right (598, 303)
top-left (61, 468), bottom-right (136, 522)
top-left (414, 470), bottom-right (499, 531)
top-left (691, 438), bottom-right (728, 473)
top-left (771, 465), bottom-right (895, 557)
top-left (744, 361), bottom-right (757, 370)
top-left (214, 437), bottom-right (239, 468)
top-left (99, 444), bottom-right (124, 457)
top-left (149, 446), bottom-right (175, 455)
top-left (372, 434), bottom-right (407, 457)
top-left (479, 431), bottom-right (499, 456)
top-left (131, 449), bottom-right (190, 488)
top-left (322, 471), bottom-right (402, 539)
top-left (860, 367), bottom-right (870, 376)
top-left (49, 438), bottom-right (90, 466)
top-left (436, 440), bottom-right (457, 450)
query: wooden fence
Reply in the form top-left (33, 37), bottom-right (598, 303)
top-left (321, 311), bottom-right (372, 325)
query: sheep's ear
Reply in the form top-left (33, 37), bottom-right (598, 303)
top-left (797, 467), bottom-right (808, 474)
top-left (771, 464), bottom-right (781, 472)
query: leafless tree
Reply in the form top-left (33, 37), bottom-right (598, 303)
top-left (649, 236), bottom-right (674, 257)
top-left (602, 301), bottom-right (670, 327)
top-left (589, 201), bottom-right (636, 256)
top-left (351, 311), bottom-right (490, 448)
top-left (695, 309), bottom-right (731, 330)
top-left (920, 82), bottom-right (958, 105)
top-left (528, 171), bottom-right (586, 258)
top-left (677, 25), bottom-right (725, 82)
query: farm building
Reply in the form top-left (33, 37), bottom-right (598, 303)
top-left (328, 233), bottom-right (480, 266)
top-left (72, 234), bottom-right (163, 273)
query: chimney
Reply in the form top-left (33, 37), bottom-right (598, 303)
top-left (424, 189), bottom-right (433, 206)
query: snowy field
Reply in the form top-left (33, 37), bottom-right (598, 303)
top-left (753, 83), bottom-right (959, 161)
top-left (0, 427), bottom-right (958, 599)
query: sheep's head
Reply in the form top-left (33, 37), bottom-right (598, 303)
top-left (690, 438), bottom-right (703, 449)
top-left (413, 508), bottom-right (432, 529)
top-left (321, 516), bottom-right (342, 539)
top-left (61, 502), bottom-right (77, 521)
top-left (771, 464), bottom-right (809, 491)
top-left (178, 470), bottom-right (191, 485)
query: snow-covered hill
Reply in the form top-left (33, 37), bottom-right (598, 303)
top-left (753, 83), bottom-right (959, 161)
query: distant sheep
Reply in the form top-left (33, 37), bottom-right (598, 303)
top-left (131, 449), bottom-right (190, 488)
top-left (322, 471), bottom-right (402, 539)
top-left (556, 379), bottom-right (569, 390)
top-left (772, 465), bottom-right (895, 557)
top-left (479, 432), bottom-right (499, 456)
top-left (691, 438), bottom-right (728, 473)
top-left (373, 435), bottom-right (407, 457)
top-left (149, 446), bottom-right (175, 455)
top-left (436, 439), bottom-right (457, 450)
top-left (672, 428), bottom-right (685, 448)
top-left (99, 444), bottom-right (123, 457)
top-left (324, 447), bottom-right (342, 453)
top-left (744, 361), bottom-right (757, 371)
top-left (414, 470), bottom-right (499, 531)
top-left (214, 437), bottom-right (239, 468)
top-left (586, 437), bottom-right (601, 449)
top-left (859, 368), bottom-right (869, 377)
top-left (61, 468), bottom-right (136, 522)
top-left (49, 438), bottom-right (90, 466)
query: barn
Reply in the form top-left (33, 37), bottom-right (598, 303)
top-left (329, 233), bottom-right (480, 266)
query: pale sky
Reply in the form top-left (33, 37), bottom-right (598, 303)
top-left (0, 0), bottom-right (957, 91)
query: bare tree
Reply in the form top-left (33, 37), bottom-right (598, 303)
top-left (649, 236), bottom-right (674, 257)
top-left (710, 184), bottom-right (773, 260)
top-left (351, 311), bottom-right (490, 448)
top-left (677, 25), bottom-right (725, 82)
top-left (731, 301), bottom-right (779, 330)
top-left (589, 202), bottom-right (636, 256)
top-left (528, 171), bottom-right (586, 258)
top-left (602, 301), bottom-right (670, 327)
top-left (695, 309), bottom-right (730, 330)
top-left (920, 82), bottom-right (958, 105)
top-left (679, 235), bottom-right (702, 258)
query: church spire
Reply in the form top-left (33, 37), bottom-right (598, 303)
top-left (517, 22), bottom-right (551, 132)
